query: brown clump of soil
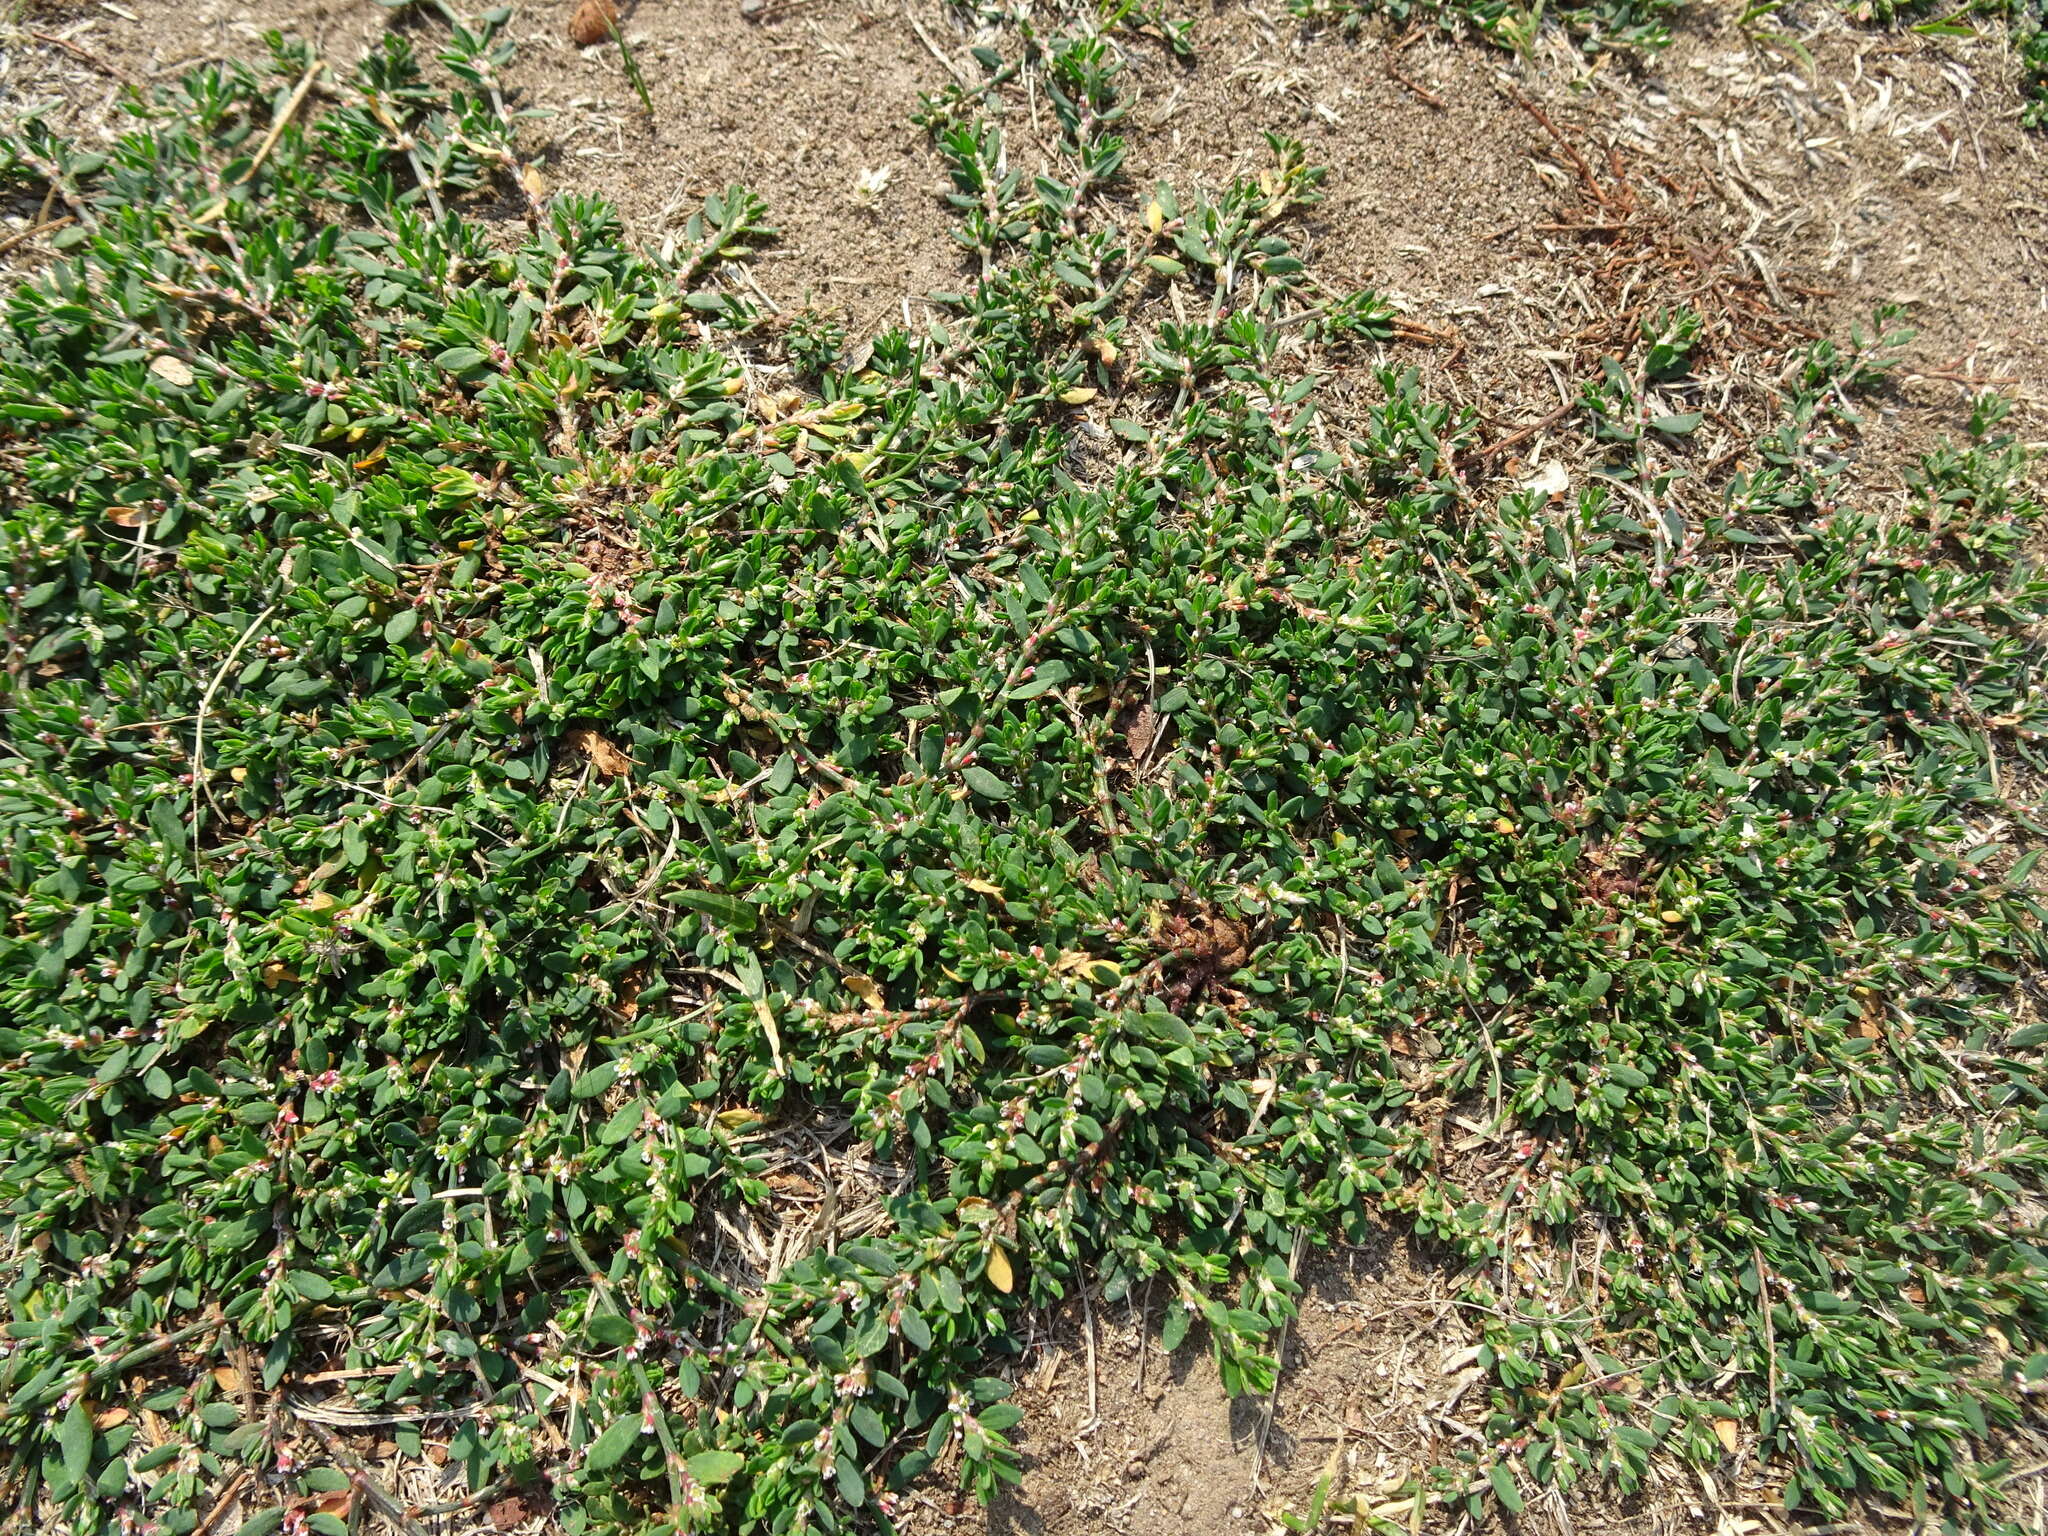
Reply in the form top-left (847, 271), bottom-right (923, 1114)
top-left (1156, 905), bottom-right (1253, 1014)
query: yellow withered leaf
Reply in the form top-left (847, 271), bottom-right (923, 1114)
top-left (1059, 387), bottom-right (1097, 405)
top-left (846, 975), bottom-right (885, 1013)
top-left (1054, 951), bottom-right (1119, 985)
top-left (986, 1246), bottom-right (1014, 1294)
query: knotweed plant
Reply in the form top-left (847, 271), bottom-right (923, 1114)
top-left (1291, 0), bottom-right (2048, 121)
top-left (2, 15), bottom-right (2046, 1536)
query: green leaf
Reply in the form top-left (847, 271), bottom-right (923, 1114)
top-left (849, 1404), bottom-right (887, 1447)
top-left (839, 1244), bottom-right (897, 1275)
top-left (584, 1413), bottom-right (643, 1472)
top-left (962, 765), bottom-right (1013, 800)
top-left (686, 1449), bottom-right (745, 1485)
top-left (1489, 1462), bottom-right (1524, 1513)
top-left (58, 1400), bottom-right (92, 1487)
top-left (1161, 1305), bottom-right (1191, 1353)
top-left (900, 1308), bottom-right (933, 1351)
top-left (674, 889), bottom-right (758, 930)
top-left (835, 1452), bottom-right (864, 1505)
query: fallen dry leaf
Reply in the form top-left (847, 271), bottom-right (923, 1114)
top-left (845, 975), bottom-right (885, 1013)
top-left (564, 726), bottom-right (632, 777)
top-left (94, 1406), bottom-right (130, 1430)
top-left (1522, 459), bottom-right (1570, 498)
top-left (615, 971), bottom-right (644, 1020)
top-left (211, 1365), bottom-right (244, 1394)
top-left (1712, 1417), bottom-right (1741, 1455)
top-left (568, 0), bottom-right (619, 45)
top-left (488, 1494), bottom-right (541, 1530)
top-left (1125, 702), bottom-right (1161, 759)
top-left (1053, 950), bottom-right (1119, 985)
top-left (986, 1245), bottom-right (1014, 1294)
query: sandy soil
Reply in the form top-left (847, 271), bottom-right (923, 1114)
top-left (3, 1), bottom-right (2044, 1532)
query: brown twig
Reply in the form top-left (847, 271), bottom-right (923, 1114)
top-left (1472, 396), bottom-right (1580, 462)
top-left (193, 1470), bottom-right (254, 1536)
top-left (1505, 86), bottom-right (1612, 211)
top-left (1392, 318), bottom-right (1457, 346)
top-left (903, 3), bottom-right (971, 89)
top-left (408, 1481), bottom-right (512, 1518)
top-left (1386, 61), bottom-right (1445, 110)
top-left (0, 216), bottom-right (75, 259)
top-left (1907, 367), bottom-right (2020, 389)
top-left (236, 59), bottom-right (326, 186)
top-left (1078, 1284), bottom-right (1101, 1436)
top-left (29, 29), bottom-right (140, 87)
